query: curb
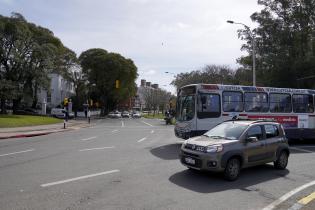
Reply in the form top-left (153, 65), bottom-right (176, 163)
top-left (0, 124), bottom-right (92, 140)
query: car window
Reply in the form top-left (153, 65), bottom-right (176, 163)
top-left (247, 125), bottom-right (263, 140)
top-left (265, 124), bottom-right (279, 138)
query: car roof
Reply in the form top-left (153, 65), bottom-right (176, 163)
top-left (223, 119), bottom-right (279, 125)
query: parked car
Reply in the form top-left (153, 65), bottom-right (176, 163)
top-left (15, 108), bottom-right (39, 115)
top-left (121, 111), bottom-right (130, 118)
top-left (179, 119), bottom-right (290, 181)
top-left (51, 108), bottom-right (74, 119)
top-left (108, 111), bottom-right (121, 118)
top-left (132, 111), bottom-right (141, 118)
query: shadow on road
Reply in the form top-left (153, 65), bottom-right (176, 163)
top-left (150, 143), bottom-right (182, 160)
top-left (169, 165), bottom-right (290, 193)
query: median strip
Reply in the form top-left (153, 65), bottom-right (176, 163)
top-left (0, 149), bottom-right (35, 157)
top-left (41, 169), bottom-right (120, 187)
top-left (262, 180), bottom-right (315, 210)
top-left (288, 191), bottom-right (315, 210)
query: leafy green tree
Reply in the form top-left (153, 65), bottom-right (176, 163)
top-left (79, 48), bottom-right (138, 114)
top-left (0, 13), bottom-right (74, 112)
top-left (171, 65), bottom-right (238, 91)
top-left (237, 0), bottom-right (315, 88)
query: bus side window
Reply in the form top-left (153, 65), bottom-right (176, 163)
top-left (223, 91), bottom-right (243, 112)
top-left (293, 94), bottom-right (314, 113)
top-left (197, 93), bottom-right (221, 119)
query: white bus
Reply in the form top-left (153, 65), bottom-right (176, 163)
top-left (174, 84), bottom-right (315, 140)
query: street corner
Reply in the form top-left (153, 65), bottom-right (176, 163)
top-left (288, 191), bottom-right (315, 210)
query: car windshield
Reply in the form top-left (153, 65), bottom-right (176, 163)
top-left (203, 121), bottom-right (249, 140)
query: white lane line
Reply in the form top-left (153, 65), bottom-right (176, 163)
top-left (111, 130), bottom-right (118, 133)
top-left (290, 147), bottom-right (313, 153)
top-left (141, 121), bottom-right (153, 127)
top-left (121, 121), bottom-right (124, 127)
top-left (150, 130), bottom-right (154, 134)
top-left (0, 149), bottom-right (35, 157)
top-left (137, 137), bottom-right (147, 143)
top-left (41, 169), bottom-right (120, 187)
top-left (81, 136), bottom-right (97, 141)
top-left (262, 180), bottom-right (315, 210)
top-left (79, 146), bottom-right (115, 152)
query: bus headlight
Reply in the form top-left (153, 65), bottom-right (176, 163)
top-left (206, 145), bottom-right (223, 153)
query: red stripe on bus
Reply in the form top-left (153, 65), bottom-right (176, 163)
top-left (202, 85), bottom-right (219, 90)
top-left (222, 114), bottom-right (229, 116)
top-left (239, 114), bottom-right (247, 116)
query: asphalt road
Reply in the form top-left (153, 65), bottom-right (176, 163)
top-left (0, 118), bottom-right (315, 210)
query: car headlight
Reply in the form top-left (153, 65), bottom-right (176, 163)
top-left (206, 144), bottom-right (223, 153)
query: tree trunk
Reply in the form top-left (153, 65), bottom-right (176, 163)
top-left (0, 98), bottom-right (6, 114)
top-left (12, 98), bottom-right (21, 114)
top-left (31, 83), bottom-right (38, 109)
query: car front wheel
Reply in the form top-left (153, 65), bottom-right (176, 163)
top-left (224, 158), bottom-right (241, 181)
top-left (274, 151), bottom-right (288, 170)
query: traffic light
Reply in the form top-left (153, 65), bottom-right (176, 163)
top-left (115, 80), bottom-right (120, 89)
top-left (64, 97), bottom-right (68, 107)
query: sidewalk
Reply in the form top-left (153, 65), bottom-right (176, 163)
top-left (0, 119), bottom-right (92, 139)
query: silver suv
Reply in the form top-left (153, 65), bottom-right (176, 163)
top-left (179, 120), bottom-right (290, 181)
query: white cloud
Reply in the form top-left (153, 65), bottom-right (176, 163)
top-left (177, 22), bottom-right (190, 29)
top-left (0, 0), bottom-right (263, 93)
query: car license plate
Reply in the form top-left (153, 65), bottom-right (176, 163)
top-left (185, 157), bottom-right (195, 165)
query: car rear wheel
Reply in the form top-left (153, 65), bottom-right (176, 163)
top-left (224, 158), bottom-right (241, 181)
top-left (274, 151), bottom-right (288, 170)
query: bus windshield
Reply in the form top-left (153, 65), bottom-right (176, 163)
top-left (176, 95), bottom-right (195, 121)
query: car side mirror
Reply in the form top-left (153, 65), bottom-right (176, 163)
top-left (246, 136), bottom-right (258, 143)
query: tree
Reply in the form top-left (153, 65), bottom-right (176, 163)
top-left (237, 0), bottom-right (315, 88)
top-left (171, 65), bottom-right (241, 91)
top-left (0, 13), bottom-right (74, 113)
top-left (79, 48), bottom-right (138, 114)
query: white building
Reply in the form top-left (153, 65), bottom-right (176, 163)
top-left (38, 72), bottom-right (76, 109)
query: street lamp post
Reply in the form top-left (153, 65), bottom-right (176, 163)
top-left (227, 20), bottom-right (256, 86)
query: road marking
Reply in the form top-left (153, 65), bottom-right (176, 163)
top-left (79, 146), bottom-right (115, 152)
top-left (137, 137), bottom-right (147, 143)
top-left (262, 180), bottom-right (315, 210)
top-left (299, 191), bottom-right (315, 205)
top-left (290, 147), bottom-right (313, 153)
top-left (141, 121), bottom-right (153, 127)
top-left (288, 191), bottom-right (315, 210)
top-left (296, 146), bottom-right (315, 148)
top-left (150, 130), bottom-right (154, 134)
top-left (121, 121), bottom-right (124, 127)
top-left (0, 149), bottom-right (35, 157)
top-left (81, 136), bottom-right (97, 141)
top-left (111, 130), bottom-right (118, 133)
top-left (41, 169), bottom-right (119, 187)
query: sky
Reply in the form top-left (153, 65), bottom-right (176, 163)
top-left (0, 0), bottom-right (263, 94)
